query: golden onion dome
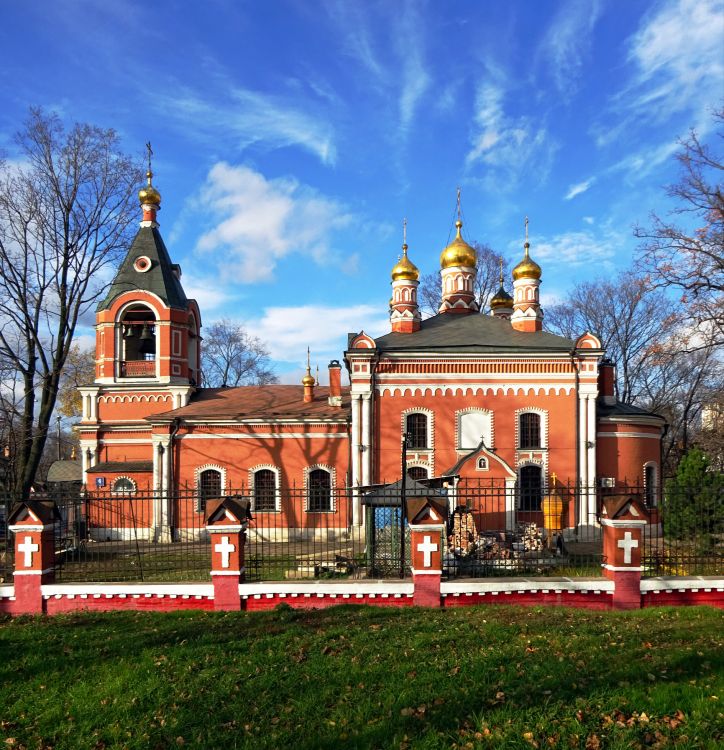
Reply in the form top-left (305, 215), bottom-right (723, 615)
top-left (512, 241), bottom-right (541, 280)
top-left (138, 171), bottom-right (161, 206)
top-left (391, 244), bottom-right (419, 281)
top-left (490, 285), bottom-right (513, 309)
top-left (440, 219), bottom-right (476, 269)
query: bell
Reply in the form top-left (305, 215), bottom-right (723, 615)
top-left (123, 325), bottom-right (135, 338)
top-left (139, 324), bottom-right (153, 341)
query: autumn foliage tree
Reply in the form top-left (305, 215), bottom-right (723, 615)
top-left (0, 109), bottom-right (138, 500)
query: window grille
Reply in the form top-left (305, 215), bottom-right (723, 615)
top-left (644, 464), bottom-right (657, 507)
top-left (519, 413), bottom-right (541, 449)
top-left (112, 477), bottom-right (135, 493)
top-left (198, 469), bottom-right (222, 513)
top-left (405, 413), bottom-right (428, 450)
top-left (407, 466), bottom-right (428, 481)
top-left (308, 469), bottom-right (332, 512)
top-left (253, 469), bottom-right (277, 512)
top-left (519, 465), bottom-right (542, 511)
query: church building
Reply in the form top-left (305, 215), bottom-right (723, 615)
top-left (76, 171), bottom-right (665, 541)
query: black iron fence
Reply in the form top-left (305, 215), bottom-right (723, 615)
top-left (0, 495), bottom-right (12, 585)
top-left (0, 480), bottom-right (720, 583)
top-left (642, 483), bottom-right (723, 577)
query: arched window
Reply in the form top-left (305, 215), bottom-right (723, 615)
top-left (197, 468), bottom-right (222, 513)
top-left (253, 469), bottom-right (278, 512)
top-left (644, 463), bottom-right (658, 507)
top-left (307, 468), bottom-right (332, 512)
top-left (112, 477), bottom-right (135, 494)
top-left (476, 457), bottom-right (488, 471)
top-left (405, 413), bottom-right (428, 450)
top-left (407, 466), bottom-right (429, 481)
top-left (519, 465), bottom-right (542, 511)
top-left (519, 413), bottom-right (541, 449)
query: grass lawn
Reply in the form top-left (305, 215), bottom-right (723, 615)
top-left (1, 606), bottom-right (722, 749)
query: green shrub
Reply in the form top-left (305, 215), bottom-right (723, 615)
top-left (663, 448), bottom-right (724, 549)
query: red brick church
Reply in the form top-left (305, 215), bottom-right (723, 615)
top-left (76, 171), bottom-right (664, 541)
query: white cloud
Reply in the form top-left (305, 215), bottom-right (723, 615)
top-left (466, 78), bottom-right (556, 189)
top-left (194, 163), bottom-right (356, 283)
top-left (183, 280), bottom-right (235, 314)
top-left (248, 304), bottom-right (389, 365)
top-left (582, 216), bottom-right (595, 225)
top-left (538, 0), bottom-right (602, 96)
top-left (564, 178), bottom-right (596, 201)
top-left (153, 84), bottom-right (336, 166)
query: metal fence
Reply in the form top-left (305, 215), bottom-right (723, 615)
top-left (0, 495), bottom-right (12, 584)
top-left (642, 484), bottom-right (723, 577)
top-left (1, 480), bottom-right (720, 583)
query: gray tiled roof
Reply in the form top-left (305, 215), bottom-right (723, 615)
top-left (46, 460), bottom-right (82, 483)
top-left (598, 401), bottom-right (665, 420)
top-left (371, 313), bottom-right (576, 353)
top-left (98, 227), bottom-right (188, 311)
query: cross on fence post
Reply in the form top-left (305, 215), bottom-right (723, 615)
top-left (206, 497), bottom-right (251, 611)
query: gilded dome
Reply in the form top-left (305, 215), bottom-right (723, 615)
top-left (440, 220), bottom-right (476, 269)
top-left (512, 242), bottom-right (541, 280)
top-left (302, 372), bottom-right (316, 387)
top-left (138, 171), bottom-right (161, 206)
top-left (391, 245), bottom-right (419, 281)
top-left (490, 285), bottom-right (513, 309)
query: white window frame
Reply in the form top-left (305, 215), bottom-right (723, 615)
top-left (111, 476), bottom-right (136, 494)
top-left (515, 408), bottom-right (549, 450)
top-left (401, 407), bottom-right (434, 451)
top-left (194, 464), bottom-right (227, 513)
top-left (304, 465), bottom-right (336, 513)
top-left (249, 465), bottom-right (281, 513)
top-left (456, 408), bottom-right (495, 451)
top-left (643, 461), bottom-right (658, 507)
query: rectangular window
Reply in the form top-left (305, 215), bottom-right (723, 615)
top-left (519, 413), bottom-right (541, 449)
top-left (254, 469), bottom-right (277, 512)
top-left (308, 469), bottom-right (332, 512)
top-left (406, 413), bottom-right (428, 450)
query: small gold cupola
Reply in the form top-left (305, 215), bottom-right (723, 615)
top-left (512, 217), bottom-right (541, 280)
top-left (490, 259), bottom-right (513, 310)
top-left (138, 143), bottom-right (161, 208)
top-left (302, 347), bottom-right (315, 403)
top-left (391, 245), bottom-right (419, 281)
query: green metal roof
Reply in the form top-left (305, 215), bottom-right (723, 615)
top-left (98, 226), bottom-right (188, 311)
top-left (371, 313), bottom-right (576, 353)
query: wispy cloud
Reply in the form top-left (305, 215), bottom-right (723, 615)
top-left (248, 303), bottom-right (389, 365)
top-left (325, 0), bottom-right (430, 140)
top-left (564, 177), bottom-right (596, 200)
top-left (193, 163), bottom-right (356, 283)
top-left (465, 76), bottom-right (557, 189)
top-left (595, 0), bottom-right (724, 146)
top-left (537, 0), bottom-right (602, 97)
top-left (153, 84), bottom-right (336, 166)
top-left (514, 228), bottom-right (619, 269)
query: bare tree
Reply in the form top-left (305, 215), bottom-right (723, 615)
top-left (418, 242), bottom-right (510, 317)
top-left (546, 270), bottom-right (680, 404)
top-left (0, 109), bottom-right (138, 500)
top-left (635, 106), bottom-right (724, 348)
top-left (202, 319), bottom-right (278, 387)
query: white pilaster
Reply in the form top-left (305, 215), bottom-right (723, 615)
top-left (361, 395), bottom-right (371, 487)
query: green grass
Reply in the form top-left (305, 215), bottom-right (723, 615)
top-left (1, 606), bottom-right (722, 749)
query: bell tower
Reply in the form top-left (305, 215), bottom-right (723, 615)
top-left (93, 146), bottom-right (201, 387)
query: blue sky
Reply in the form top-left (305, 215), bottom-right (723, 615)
top-left (1, 0), bottom-right (722, 382)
